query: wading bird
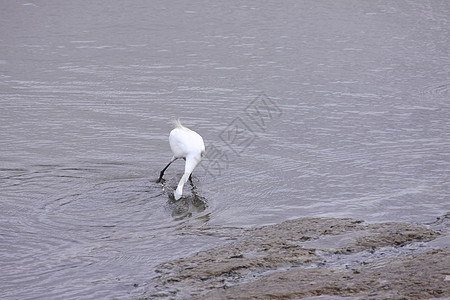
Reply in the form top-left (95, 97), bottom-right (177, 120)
top-left (157, 120), bottom-right (205, 200)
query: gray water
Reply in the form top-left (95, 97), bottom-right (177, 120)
top-left (1, 1), bottom-right (449, 299)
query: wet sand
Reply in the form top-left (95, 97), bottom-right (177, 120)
top-left (143, 214), bottom-right (449, 299)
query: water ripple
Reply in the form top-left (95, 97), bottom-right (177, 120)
top-left (422, 82), bottom-right (450, 97)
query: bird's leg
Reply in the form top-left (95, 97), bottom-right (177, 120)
top-left (157, 156), bottom-right (176, 183)
top-left (189, 173), bottom-right (193, 184)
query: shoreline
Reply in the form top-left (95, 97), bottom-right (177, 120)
top-left (143, 214), bottom-right (449, 299)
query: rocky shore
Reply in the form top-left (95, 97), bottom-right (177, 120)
top-left (143, 214), bottom-right (449, 299)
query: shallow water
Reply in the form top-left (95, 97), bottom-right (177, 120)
top-left (1, 1), bottom-right (449, 298)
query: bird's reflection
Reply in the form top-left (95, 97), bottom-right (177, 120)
top-left (163, 178), bottom-right (207, 220)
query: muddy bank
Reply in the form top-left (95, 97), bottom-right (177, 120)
top-left (194, 248), bottom-right (449, 300)
top-left (143, 215), bottom-right (449, 299)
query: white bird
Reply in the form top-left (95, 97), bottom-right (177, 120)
top-left (157, 120), bottom-right (205, 200)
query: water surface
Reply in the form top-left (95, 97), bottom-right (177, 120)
top-left (1, 1), bottom-right (449, 298)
